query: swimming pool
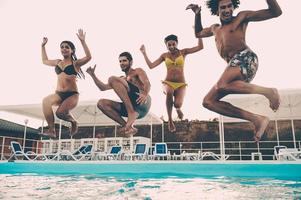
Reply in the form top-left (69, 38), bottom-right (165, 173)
top-left (1, 161), bottom-right (301, 199)
top-left (1, 161), bottom-right (301, 179)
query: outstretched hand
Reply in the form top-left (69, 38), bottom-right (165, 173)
top-left (86, 64), bottom-right (96, 76)
top-left (140, 45), bottom-right (146, 54)
top-left (42, 37), bottom-right (48, 47)
top-left (186, 4), bottom-right (201, 14)
top-left (76, 29), bottom-right (86, 41)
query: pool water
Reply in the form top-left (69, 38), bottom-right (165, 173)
top-left (1, 175), bottom-right (301, 199)
top-left (1, 161), bottom-right (301, 199)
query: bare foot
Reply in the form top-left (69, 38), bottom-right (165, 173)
top-left (40, 129), bottom-right (56, 138)
top-left (124, 126), bottom-right (138, 137)
top-left (125, 111), bottom-right (138, 130)
top-left (267, 88), bottom-right (280, 112)
top-left (168, 120), bottom-right (176, 132)
top-left (70, 121), bottom-right (78, 137)
top-left (176, 108), bottom-right (184, 120)
top-left (253, 116), bottom-right (270, 143)
top-left (118, 126), bottom-right (126, 133)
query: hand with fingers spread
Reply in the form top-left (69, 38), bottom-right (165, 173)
top-left (186, 4), bottom-right (201, 14)
top-left (140, 44), bottom-right (146, 54)
top-left (86, 64), bottom-right (96, 76)
top-left (136, 92), bottom-right (148, 105)
top-left (42, 37), bottom-right (48, 47)
top-left (76, 29), bottom-right (86, 42)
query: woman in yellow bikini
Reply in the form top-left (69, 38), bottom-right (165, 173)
top-left (140, 34), bottom-right (203, 132)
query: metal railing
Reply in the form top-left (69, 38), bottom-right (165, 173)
top-left (1, 135), bottom-right (300, 161)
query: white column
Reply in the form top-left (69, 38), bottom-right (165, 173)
top-left (291, 119), bottom-right (296, 148)
top-left (161, 121), bottom-right (164, 142)
top-left (219, 115), bottom-right (225, 161)
top-left (41, 120), bottom-right (44, 134)
top-left (23, 119), bottom-right (29, 150)
top-left (275, 120), bottom-right (280, 146)
top-left (58, 120), bottom-right (62, 156)
top-left (150, 116), bottom-right (153, 146)
top-left (93, 106), bottom-right (97, 148)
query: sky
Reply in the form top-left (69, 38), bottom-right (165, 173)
top-left (0, 0), bottom-right (300, 128)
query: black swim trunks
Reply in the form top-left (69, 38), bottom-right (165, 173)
top-left (120, 81), bottom-right (151, 119)
top-left (228, 48), bottom-right (258, 83)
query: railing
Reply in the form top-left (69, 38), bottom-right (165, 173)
top-left (0, 136), bottom-right (42, 160)
top-left (1, 135), bottom-right (300, 161)
top-left (161, 140), bottom-right (301, 160)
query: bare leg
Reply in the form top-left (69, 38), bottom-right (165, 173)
top-left (55, 94), bottom-right (79, 136)
top-left (220, 80), bottom-right (280, 111)
top-left (174, 86), bottom-right (186, 120)
top-left (203, 66), bottom-right (274, 141)
top-left (163, 84), bottom-right (176, 132)
top-left (108, 76), bottom-right (138, 130)
top-left (42, 94), bottom-right (61, 138)
top-left (97, 99), bottom-right (126, 126)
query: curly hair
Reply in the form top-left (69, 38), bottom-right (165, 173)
top-left (206, 0), bottom-right (240, 16)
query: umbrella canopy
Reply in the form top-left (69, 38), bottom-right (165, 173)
top-left (0, 100), bottom-right (162, 127)
top-left (221, 89), bottom-right (301, 122)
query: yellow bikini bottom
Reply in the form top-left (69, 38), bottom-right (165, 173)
top-left (162, 80), bottom-right (187, 90)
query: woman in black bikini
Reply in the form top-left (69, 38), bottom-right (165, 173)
top-left (41, 29), bottom-right (91, 138)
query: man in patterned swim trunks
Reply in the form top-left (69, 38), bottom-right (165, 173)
top-left (187, 0), bottom-right (282, 142)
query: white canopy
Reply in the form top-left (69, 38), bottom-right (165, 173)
top-left (221, 89), bottom-right (301, 122)
top-left (0, 100), bottom-right (163, 127)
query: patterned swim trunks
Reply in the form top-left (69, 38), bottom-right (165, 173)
top-left (228, 48), bottom-right (258, 83)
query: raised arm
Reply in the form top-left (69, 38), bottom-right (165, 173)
top-left (242, 0), bottom-right (282, 22)
top-left (181, 38), bottom-right (204, 56)
top-left (41, 37), bottom-right (60, 66)
top-left (86, 65), bottom-right (112, 91)
top-left (186, 4), bottom-right (214, 38)
top-left (74, 29), bottom-right (92, 67)
top-left (140, 45), bottom-right (164, 69)
top-left (136, 68), bottom-right (151, 105)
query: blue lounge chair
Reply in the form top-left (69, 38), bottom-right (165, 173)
top-left (125, 143), bottom-right (148, 160)
top-left (106, 146), bottom-right (122, 160)
top-left (153, 143), bottom-right (170, 160)
top-left (8, 141), bottom-right (39, 161)
top-left (55, 144), bottom-right (93, 161)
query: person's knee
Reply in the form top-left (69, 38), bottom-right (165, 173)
top-left (108, 76), bottom-right (120, 85)
top-left (174, 101), bottom-right (182, 109)
top-left (97, 99), bottom-right (110, 111)
top-left (42, 97), bottom-right (48, 106)
top-left (202, 96), bottom-right (214, 110)
top-left (55, 110), bottom-right (67, 119)
top-left (165, 89), bottom-right (174, 97)
top-left (215, 82), bottom-right (228, 92)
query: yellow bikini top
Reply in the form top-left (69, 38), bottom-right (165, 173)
top-left (164, 54), bottom-right (184, 69)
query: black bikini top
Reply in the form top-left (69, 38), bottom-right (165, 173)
top-left (55, 64), bottom-right (77, 76)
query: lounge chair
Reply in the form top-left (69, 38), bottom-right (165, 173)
top-left (153, 143), bottom-right (171, 160)
top-left (124, 143), bottom-right (148, 160)
top-left (273, 145), bottom-right (287, 160)
top-left (200, 151), bottom-right (229, 160)
top-left (8, 141), bottom-right (44, 161)
top-left (106, 145), bottom-right (122, 160)
top-left (181, 150), bottom-right (201, 161)
top-left (278, 148), bottom-right (301, 161)
top-left (54, 144), bottom-right (93, 161)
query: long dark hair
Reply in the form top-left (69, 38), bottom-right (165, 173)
top-left (60, 41), bottom-right (85, 79)
top-left (206, 0), bottom-right (240, 16)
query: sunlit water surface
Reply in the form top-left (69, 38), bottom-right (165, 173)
top-left (1, 174), bottom-right (301, 200)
